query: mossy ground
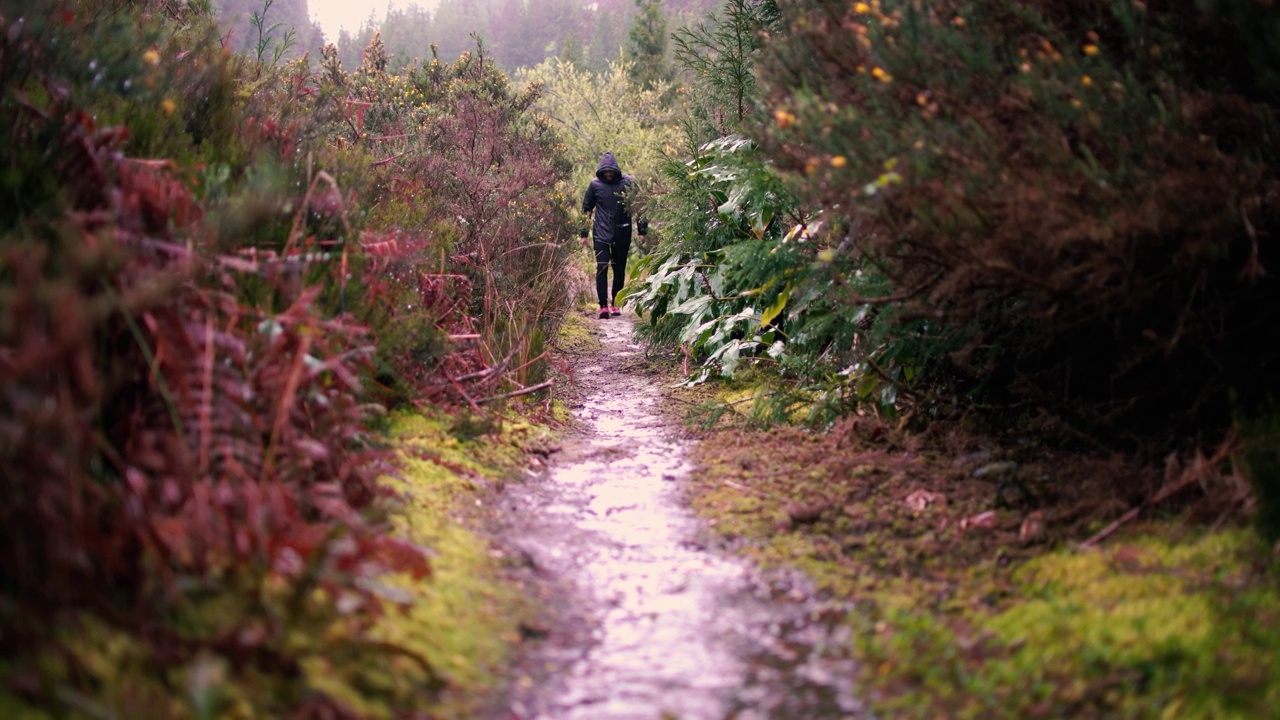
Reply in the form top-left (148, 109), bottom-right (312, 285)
top-left (554, 307), bottom-right (605, 358)
top-left (678, 396), bottom-right (1280, 719)
top-left (359, 317), bottom-right (584, 717)
top-left (362, 409), bottom-right (554, 719)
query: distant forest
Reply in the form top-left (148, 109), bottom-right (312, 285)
top-left (214, 0), bottom-right (719, 75)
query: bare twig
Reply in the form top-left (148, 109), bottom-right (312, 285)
top-left (445, 375), bottom-right (484, 413)
top-left (198, 315), bottom-right (215, 474)
top-left (372, 152), bottom-right (409, 167)
top-left (495, 242), bottom-right (561, 259)
top-left (282, 170), bottom-right (353, 258)
top-left (475, 380), bottom-right (553, 405)
top-left (1080, 434), bottom-right (1237, 548)
top-left (433, 351), bottom-right (514, 385)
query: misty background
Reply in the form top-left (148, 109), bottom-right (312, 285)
top-left (213, 0), bottom-right (720, 77)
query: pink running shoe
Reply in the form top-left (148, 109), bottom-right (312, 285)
top-left (598, 308), bottom-right (610, 319)
top-left (609, 306), bottom-right (621, 316)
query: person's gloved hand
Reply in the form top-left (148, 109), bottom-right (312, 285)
top-left (637, 219), bottom-right (648, 237)
top-left (579, 229), bottom-right (589, 249)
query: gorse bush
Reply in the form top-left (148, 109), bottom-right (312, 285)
top-left (757, 0), bottom-right (1280, 439)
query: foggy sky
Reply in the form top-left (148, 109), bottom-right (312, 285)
top-left (310, 0), bottom-right (437, 40)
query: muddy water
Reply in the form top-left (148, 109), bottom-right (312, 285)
top-left (498, 315), bottom-right (868, 720)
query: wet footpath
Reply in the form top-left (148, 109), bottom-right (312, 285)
top-left (494, 314), bottom-right (869, 720)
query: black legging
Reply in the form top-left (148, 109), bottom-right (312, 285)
top-left (593, 230), bottom-right (632, 307)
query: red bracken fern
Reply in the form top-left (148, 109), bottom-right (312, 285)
top-left (1, 105), bottom-right (434, 713)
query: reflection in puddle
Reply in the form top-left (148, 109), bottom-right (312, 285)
top-left (506, 319), bottom-right (866, 719)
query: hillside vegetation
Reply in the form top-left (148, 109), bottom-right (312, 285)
top-left (1, 1), bottom-right (572, 715)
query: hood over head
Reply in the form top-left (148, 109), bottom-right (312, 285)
top-left (596, 152), bottom-right (622, 181)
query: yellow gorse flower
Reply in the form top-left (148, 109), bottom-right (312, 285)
top-left (830, 155), bottom-right (848, 168)
top-left (161, 98), bottom-right (176, 115)
top-left (871, 66), bottom-right (892, 83)
top-left (142, 49), bottom-right (160, 66)
top-left (1083, 44), bottom-right (1100, 56)
top-left (854, 2), bottom-right (871, 14)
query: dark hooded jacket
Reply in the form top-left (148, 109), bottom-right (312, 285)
top-left (581, 152), bottom-right (646, 244)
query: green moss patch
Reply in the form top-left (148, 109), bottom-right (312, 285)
top-left (682, 417), bottom-right (1280, 718)
top-left (363, 410), bottom-right (549, 718)
top-left (554, 310), bottom-right (604, 357)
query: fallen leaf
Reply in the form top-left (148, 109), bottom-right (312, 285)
top-left (905, 489), bottom-right (946, 511)
top-left (959, 510), bottom-right (998, 533)
top-left (1019, 510), bottom-right (1045, 544)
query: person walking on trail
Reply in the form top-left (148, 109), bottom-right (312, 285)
top-left (580, 151), bottom-right (646, 319)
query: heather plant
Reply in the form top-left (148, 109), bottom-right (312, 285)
top-left (339, 41), bottom-right (581, 405)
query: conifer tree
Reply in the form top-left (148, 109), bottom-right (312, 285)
top-left (560, 32), bottom-right (585, 68)
top-left (671, 0), bottom-right (778, 132)
top-left (214, 0), bottom-right (316, 61)
top-left (627, 0), bottom-right (670, 90)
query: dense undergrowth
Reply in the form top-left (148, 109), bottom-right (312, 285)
top-left (1, 1), bottom-right (573, 715)
top-left (630, 0), bottom-right (1280, 532)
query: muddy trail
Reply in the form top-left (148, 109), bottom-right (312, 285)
top-left (490, 313), bottom-right (868, 720)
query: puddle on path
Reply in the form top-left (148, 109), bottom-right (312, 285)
top-left (497, 316), bottom-right (868, 720)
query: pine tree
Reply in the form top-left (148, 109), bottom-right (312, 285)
top-left (627, 0), bottom-right (670, 90)
top-left (671, 0), bottom-right (778, 132)
top-left (560, 32), bottom-right (584, 68)
top-left (213, 0), bottom-right (313, 61)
